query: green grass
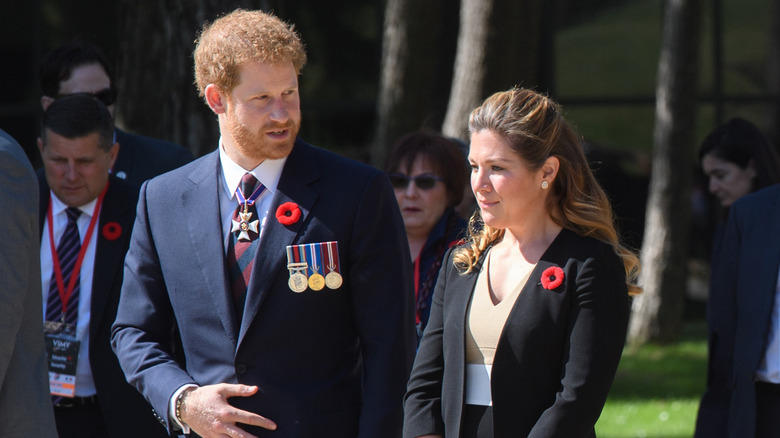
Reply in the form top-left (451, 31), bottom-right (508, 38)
top-left (595, 321), bottom-right (708, 438)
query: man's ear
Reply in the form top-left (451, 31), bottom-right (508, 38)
top-left (204, 84), bottom-right (227, 115)
top-left (41, 96), bottom-right (55, 111)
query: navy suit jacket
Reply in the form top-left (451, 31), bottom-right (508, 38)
top-left (704, 184), bottom-right (780, 438)
top-left (112, 139), bottom-right (416, 437)
top-left (113, 128), bottom-right (194, 190)
top-left (404, 229), bottom-right (630, 438)
top-left (39, 174), bottom-right (167, 437)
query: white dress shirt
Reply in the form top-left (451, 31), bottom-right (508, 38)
top-left (40, 192), bottom-right (99, 397)
top-left (169, 139), bottom-right (287, 432)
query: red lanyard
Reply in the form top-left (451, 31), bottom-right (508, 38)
top-left (413, 246), bottom-right (424, 324)
top-left (46, 184), bottom-right (107, 316)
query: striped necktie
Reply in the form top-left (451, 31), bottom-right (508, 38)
top-left (45, 207), bottom-right (81, 405)
top-left (227, 173), bottom-right (265, 315)
top-left (45, 207), bottom-right (81, 326)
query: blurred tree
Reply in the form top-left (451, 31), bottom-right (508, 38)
top-left (628, 0), bottom-right (703, 345)
top-left (440, 0), bottom-right (545, 142)
top-left (370, 0), bottom-right (457, 168)
top-left (766, 0), bottom-right (780, 144)
top-left (441, 0), bottom-right (493, 141)
top-left (115, 0), bottom-right (273, 158)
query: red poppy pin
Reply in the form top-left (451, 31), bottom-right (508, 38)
top-left (102, 222), bottom-right (122, 240)
top-left (276, 202), bottom-right (302, 226)
top-left (541, 266), bottom-right (564, 290)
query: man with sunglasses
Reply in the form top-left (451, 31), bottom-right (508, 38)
top-left (39, 41), bottom-right (194, 190)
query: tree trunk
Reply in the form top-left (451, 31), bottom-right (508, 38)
top-left (441, 0), bottom-right (493, 141)
top-left (116, 0), bottom-right (266, 158)
top-left (482, 0), bottom-right (544, 97)
top-left (370, 0), bottom-right (457, 168)
top-left (765, 0), bottom-right (780, 145)
top-left (628, 0), bottom-right (702, 346)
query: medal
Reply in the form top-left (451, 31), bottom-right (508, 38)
top-left (286, 245), bottom-right (309, 292)
top-left (325, 271), bottom-right (343, 289)
top-left (306, 243), bottom-right (325, 291)
top-left (232, 179), bottom-right (266, 241)
top-left (308, 273), bottom-right (325, 291)
top-left (231, 209), bottom-right (259, 241)
top-left (323, 241), bottom-right (343, 289)
top-left (288, 271), bottom-right (308, 293)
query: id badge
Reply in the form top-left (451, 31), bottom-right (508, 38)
top-left (44, 321), bottom-right (80, 398)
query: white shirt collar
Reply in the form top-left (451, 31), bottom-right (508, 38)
top-left (218, 137), bottom-right (287, 201)
top-left (49, 191), bottom-right (98, 219)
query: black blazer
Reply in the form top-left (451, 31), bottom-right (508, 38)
top-left (404, 228), bottom-right (630, 438)
top-left (706, 184), bottom-right (780, 438)
top-left (113, 128), bottom-right (194, 190)
top-left (39, 174), bottom-right (167, 438)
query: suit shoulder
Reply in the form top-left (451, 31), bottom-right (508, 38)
top-left (109, 175), bottom-right (140, 203)
top-left (549, 228), bottom-right (621, 266)
top-left (115, 129), bottom-right (194, 160)
top-left (297, 141), bottom-right (381, 180)
top-left (732, 184), bottom-right (780, 213)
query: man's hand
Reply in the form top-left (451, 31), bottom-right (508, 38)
top-left (180, 383), bottom-right (277, 438)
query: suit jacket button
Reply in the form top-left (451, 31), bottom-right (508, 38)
top-left (236, 364), bottom-right (247, 375)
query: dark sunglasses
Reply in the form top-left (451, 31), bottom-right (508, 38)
top-left (56, 87), bottom-right (118, 107)
top-left (388, 173), bottom-right (443, 191)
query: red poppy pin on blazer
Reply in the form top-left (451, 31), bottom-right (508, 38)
top-left (102, 222), bottom-right (122, 240)
top-left (541, 266), bottom-right (564, 290)
top-left (276, 202), bottom-right (301, 226)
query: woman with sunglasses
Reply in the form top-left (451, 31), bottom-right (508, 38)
top-left (385, 131), bottom-right (470, 339)
top-left (403, 88), bottom-right (640, 438)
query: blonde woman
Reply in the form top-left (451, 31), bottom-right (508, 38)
top-left (403, 88), bottom-right (640, 438)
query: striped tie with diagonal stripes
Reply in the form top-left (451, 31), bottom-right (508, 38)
top-left (227, 173), bottom-right (264, 316)
top-left (45, 207), bottom-right (81, 326)
top-left (45, 206), bottom-right (81, 406)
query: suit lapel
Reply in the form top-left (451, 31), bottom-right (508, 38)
top-left (238, 140), bottom-right (320, 345)
top-left (90, 178), bottom-right (135, 339)
top-left (182, 151), bottom-right (240, 345)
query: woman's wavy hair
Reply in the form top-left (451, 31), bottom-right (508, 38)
top-left (453, 87), bottom-right (641, 296)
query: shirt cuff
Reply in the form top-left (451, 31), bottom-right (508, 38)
top-left (169, 384), bottom-right (198, 433)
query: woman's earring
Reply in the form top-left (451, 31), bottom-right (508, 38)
top-left (541, 180), bottom-right (549, 190)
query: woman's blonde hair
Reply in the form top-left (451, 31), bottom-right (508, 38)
top-left (454, 87), bottom-right (641, 295)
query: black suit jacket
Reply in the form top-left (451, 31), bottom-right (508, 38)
top-left (701, 184), bottom-right (780, 438)
top-left (39, 173), bottom-right (167, 438)
top-left (404, 228), bottom-right (630, 438)
top-left (112, 139), bottom-right (416, 437)
top-left (113, 128), bottom-right (194, 189)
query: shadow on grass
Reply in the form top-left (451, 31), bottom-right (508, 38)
top-left (609, 319), bottom-right (708, 401)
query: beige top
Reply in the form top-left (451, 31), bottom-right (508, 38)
top-left (465, 249), bottom-right (533, 365)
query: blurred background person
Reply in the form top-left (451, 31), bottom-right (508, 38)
top-left (700, 117), bottom-right (780, 213)
top-left (39, 40), bottom-right (194, 190)
top-left (385, 131), bottom-right (469, 338)
top-left (0, 128), bottom-right (58, 437)
top-left (404, 88), bottom-right (640, 438)
top-left (695, 117), bottom-right (780, 438)
top-left (38, 95), bottom-right (165, 438)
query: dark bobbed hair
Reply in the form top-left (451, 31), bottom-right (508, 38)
top-left (385, 130), bottom-right (469, 208)
top-left (41, 94), bottom-right (114, 151)
top-left (39, 40), bottom-right (114, 97)
top-left (698, 117), bottom-right (780, 192)
top-left (455, 87), bottom-right (640, 296)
